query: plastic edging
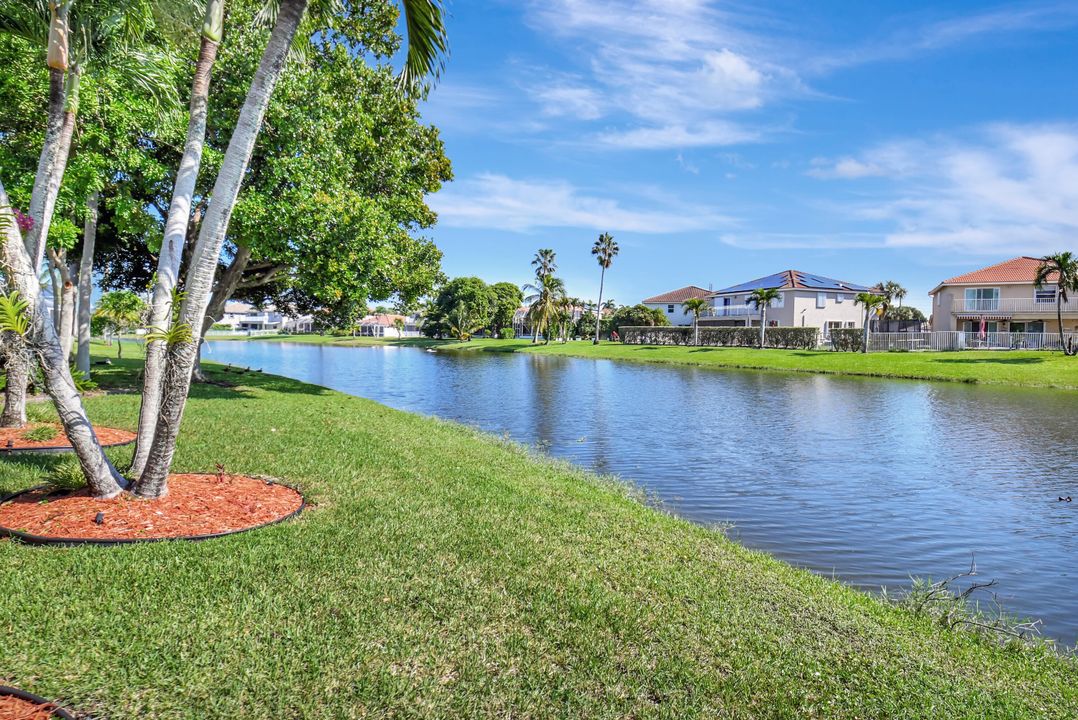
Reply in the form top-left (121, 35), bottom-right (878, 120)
top-left (0, 685), bottom-right (76, 719)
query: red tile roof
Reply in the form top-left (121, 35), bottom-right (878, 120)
top-left (642, 285), bottom-right (713, 304)
top-left (940, 256), bottom-right (1058, 285)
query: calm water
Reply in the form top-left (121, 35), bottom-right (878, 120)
top-left (206, 341), bottom-right (1078, 644)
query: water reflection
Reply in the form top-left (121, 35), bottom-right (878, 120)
top-left (205, 341), bottom-right (1078, 644)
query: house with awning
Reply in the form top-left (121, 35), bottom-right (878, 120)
top-left (928, 257), bottom-right (1074, 334)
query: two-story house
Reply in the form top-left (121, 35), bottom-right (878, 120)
top-left (928, 257), bottom-right (1075, 334)
top-left (643, 271), bottom-right (874, 337)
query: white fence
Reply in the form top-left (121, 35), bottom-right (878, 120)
top-left (860, 331), bottom-right (1077, 352)
top-left (205, 328), bottom-right (281, 337)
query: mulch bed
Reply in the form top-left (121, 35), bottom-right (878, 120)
top-left (0, 687), bottom-right (72, 719)
top-left (0, 474), bottom-right (304, 544)
top-left (0, 424), bottom-right (135, 453)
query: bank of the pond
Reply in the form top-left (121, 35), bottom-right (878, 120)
top-left (1, 351), bottom-right (1075, 718)
top-left (223, 334), bottom-right (1078, 390)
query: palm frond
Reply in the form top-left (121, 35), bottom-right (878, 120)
top-left (398, 0), bottom-right (448, 93)
top-left (0, 0), bottom-right (49, 47)
top-left (0, 291), bottom-right (32, 336)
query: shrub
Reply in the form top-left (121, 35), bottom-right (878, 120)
top-left (498, 328), bottom-right (516, 339)
top-left (830, 328), bottom-right (863, 352)
top-left (211, 323), bottom-right (232, 331)
top-left (765, 327), bottom-right (819, 349)
top-left (621, 326), bottom-right (819, 349)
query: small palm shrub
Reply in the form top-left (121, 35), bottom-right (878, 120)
top-left (22, 425), bottom-right (59, 443)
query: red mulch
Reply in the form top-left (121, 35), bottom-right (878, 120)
top-left (0, 424), bottom-right (135, 451)
top-left (0, 694), bottom-right (61, 719)
top-left (0, 474), bottom-right (303, 541)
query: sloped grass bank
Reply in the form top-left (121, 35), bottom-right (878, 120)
top-left (2, 353), bottom-right (1074, 718)
top-left (226, 334), bottom-right (1078, 390)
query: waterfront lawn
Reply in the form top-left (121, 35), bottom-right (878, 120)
top-left (223, 334), bottom-right (1078, 389)
top-left (1, 351), bottom-right (1075, 718)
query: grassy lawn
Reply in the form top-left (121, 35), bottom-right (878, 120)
top-left (227, 334), bottom-right (1078, 390)
top-left (1, 348), bottom-right (1075, 718)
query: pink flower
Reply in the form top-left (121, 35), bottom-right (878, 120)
top-left (13, 208), bottom-right (33, 232)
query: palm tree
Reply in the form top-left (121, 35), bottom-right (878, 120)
top-left (523, 275), bottom-right (566, 345)
top-left (133, 0), bottom-right (450, 498)
top-left (879, 280), bottom-right (907, 308)
top-left (131, 0), bottom-right (225, 477)
top-left (854, 292), bottom-right (887, 353)
top-left (532, 248), bottom-right (557, 281)
top-left (746, 288), bottom-right (781, 348)
top-left (1035, 252), bottom-right (1078, 356)
top-left (591, 232), bottom-right (618, 343)
top-left (682, 297), bottom-right (709, 346)
top-left (528, 248), bottom-right (557, 342)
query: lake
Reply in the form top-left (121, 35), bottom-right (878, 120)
top-left (205, 340), bottom-right (1078, 645)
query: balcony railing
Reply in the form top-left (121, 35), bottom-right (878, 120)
top-left (951, 297), bottom-right (1078, 313)
top-left (704, 305), bottom-right (759, 317)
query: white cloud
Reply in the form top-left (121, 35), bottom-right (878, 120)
top-left (596, 121), bottom-right (762, 149)
top-left (532, 81), bottom-right (604, 120)
top-left (522, 0), bottom-right (805, 149)
top-left (430, 173), bottom-right (732, 234)
top-left (811, 124), bottom-right (1078, 255)
top-left (807, 157), bottom-right (885, 179)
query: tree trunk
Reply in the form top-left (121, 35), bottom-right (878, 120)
top-left (2, 178), bottom-right (125, 497)
top-left (134, 0), bottom-right (309, 497)
top-left (130, 29), bottom-right (222, 478)
top-left (0, 348), bottom-right (29, 428)
top-left (862, 310), bottom-right (870, 354)
top-left (760, 307), bottom-right (767, 348)
top-left (75, 192), bottom-right (97, 377)
top-left (694, 316), bottom-right (699, 346)
top-left (24, 65), bottom-right (66, 265)
top-left (49, 248), bottom-right (76, 360)
top-left (593, 267), bottom-right (605, 344)
top-left (28, 73), bottom-right (79, 274)
top-left (49, 263), bottom-right (61, 331)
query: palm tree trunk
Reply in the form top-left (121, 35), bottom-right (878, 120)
top-left (23, 65), bottom-right (66, 264)
top-left (2, 178), bottom-right (124, 497)
top-left (28, 70), bottom-right (80, 274)
top-left (1057, 293), bottom-right (1071, 356)
top-left (75, 191), bottom-right (97, 378)
top-left (130, 25), bottom-right (222, 478)
top-left (593, 267), bottom-right (605, 344)
top-left (59, 270), bottom-right (75, 361)
top-left (862, 310), bottom-right (870, 353)
top-left (134, 0), bottom-right (309, 498)
top-left (760, 308), bottom-right (767, 348)
top-left (1, 347), bottom-right (29, 428)
top-left (694, 315), bottom-right (699, 346)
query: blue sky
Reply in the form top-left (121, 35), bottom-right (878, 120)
top-left (418, 1), bottom-right (1078, 312)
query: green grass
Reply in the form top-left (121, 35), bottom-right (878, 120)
top-left (2, 348), bottom-right (1075, 718)
top-left (230, 335), bottom-right (1078, 390)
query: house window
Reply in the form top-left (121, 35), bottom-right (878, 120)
top-left (816, 292), bottom-right (827, 309)
top-left (964, 287), bottom-right (999, 310)
top-left (846, 321), bottom-right (856, 328)
top-left (772, 292), bottom-right (785, 308)
top-left (1035, 288), bottom-right (1056, 304)
top-left (836, 294), bottom-right (845, 303)
top-left (667, 304), bottom-right (675, 313)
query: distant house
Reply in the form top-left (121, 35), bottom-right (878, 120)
top-left (357, 313), bottom-right (419, 338)
top-left (641, 286), bottom-right (715, 325)
top-left (220, 301), bottom-right (283, 331)
top-left (929, 256), bottom-right (1072, 334)
top-left (219, 301), bottom-right (312, 333)
top-left (643, 271), bottom-right (874, 337)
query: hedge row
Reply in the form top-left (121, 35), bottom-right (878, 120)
top-left (829, 328), bottom-right (864, 352)
top-left (621, 326), bottom-right (820, 349)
